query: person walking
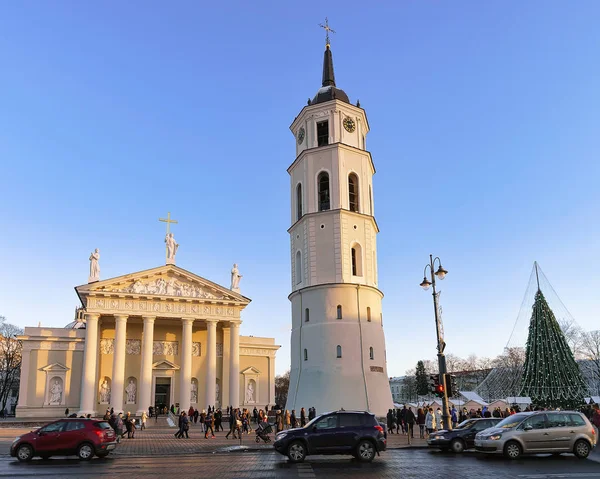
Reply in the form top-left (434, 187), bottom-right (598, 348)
top-left (405, 407), bottom-right (416, 438)
top-left (592, 405), bottom-right (600, 436)
top-left (276, 410), bottom-right (284, 433)
top-left (300, 407), bottom-right (306, 427)
top-left (215, 409), bottom-right (223, 431)
top-left (140, 411), bottom-right (147, 431)
top-left (417, 408), bottom-right (426, 439)
top-left (290, 409), bottom-right (297, 428)
top-left (451, 406), bottom-right (458, 429)
top-left (425, 408), bottom-right (436, 437)
top-left (175, 412), bottom-right (184, 438)
top-left (180, 412), bottom-right (190, 438)
top-left (386, 409), bottom-right (395, 434)
top-left (285, 410), bottom-right (291, 430)
top-left (226, 409), bottom-right (239, 439)
top-left (204, 410), bottom-right (215, 439)
top-left (253, 407), bottom-right (258, 424)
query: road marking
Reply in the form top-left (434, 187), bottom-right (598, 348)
top-left (297, 462), bottom-right (315, 478)
top-left (518, 474), bottom-right (600, 478)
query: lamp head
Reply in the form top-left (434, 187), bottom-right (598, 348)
top-left (435, 265), bottom-right (448, 280)
top-left (420, 277), bottom-right (432, 290)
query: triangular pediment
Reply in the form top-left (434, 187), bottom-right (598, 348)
top-left (241, 366), bottom-right (261, 375)
top-left (40, 362), bottom-right (70, 372)
top-left (152, 360), bottom-right (180, 370)
top-left (76, 264), bottom-right (250, 304)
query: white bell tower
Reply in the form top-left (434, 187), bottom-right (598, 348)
top-left (285, 37), bottom-right (393, 417)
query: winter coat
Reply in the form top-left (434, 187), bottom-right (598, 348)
top-left (425, 412), bottom-right (436, 429)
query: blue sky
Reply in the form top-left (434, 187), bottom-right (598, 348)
top-left (1, 1), bottom-right (599, 376)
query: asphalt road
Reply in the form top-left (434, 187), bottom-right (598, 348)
top-left (1, 449), bottom-right (599, 479)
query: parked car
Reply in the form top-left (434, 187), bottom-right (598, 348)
top-left (475, 411), bottom-right (597, 459)
top-left (10, 418), bottom-right (117, 462)
top-left (428, 417), bottom-right (502, 453)
top-left (273, 410), bottom-right (386, 463)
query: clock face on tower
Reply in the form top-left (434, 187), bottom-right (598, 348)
top-left (343, 117), bottom-right (356, 133)
top-left (297, 127), bottom-right (305, 145)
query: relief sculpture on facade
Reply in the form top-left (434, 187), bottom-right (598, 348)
top-left (100, 339), bottom-right (114, 355)
top-left (126, 339), bottom-right (141, 355)
top-left (107, 277), bottom-right (229, 300)
top-left (153, 341), bottom-right (178, 356)
top-left (192, 342), bottom-right (201, 357)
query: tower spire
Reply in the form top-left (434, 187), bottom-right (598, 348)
top-left (318, 17), bottom-right (336, 87)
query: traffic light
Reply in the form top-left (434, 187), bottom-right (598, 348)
top-left (429, 374), bottom-right (445, 397)
top-left (429, 374), bottom-right (439, 396)
top-left (445, 374), bottom-right (457, 398)
top-left (434, 383), bottom-right (445, 398)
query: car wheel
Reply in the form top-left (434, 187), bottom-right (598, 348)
top-left (450, 438), bottom-right (465, 453)
top-left (504, 441), bottom-right (522, 460)
top-left (16, 444), bottom-right (33, 462)
top-left (574, 440), bottom-right (590, 459)
top-left (77, 442), bottom-right (95, 461)
top-left (287, 441), bottom-right (307, 463)
top-left (357, 440), bottom-right (376, 462)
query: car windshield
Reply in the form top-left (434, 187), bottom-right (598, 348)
top-left (495, 413), bottom-right (529, 429)
top-left (304, 415), bottom-right (323, 428)
top-left (455, 419), bottom-right (477, 430)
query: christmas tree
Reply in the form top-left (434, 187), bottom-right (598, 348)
top-left (520, 264), bottom-right (587, 409)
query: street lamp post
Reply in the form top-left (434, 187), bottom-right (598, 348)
top-left (420, 254), bottom-right (452, 430)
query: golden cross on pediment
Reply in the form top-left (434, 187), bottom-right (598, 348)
top-left (159, 211), bottom-right (178, 235)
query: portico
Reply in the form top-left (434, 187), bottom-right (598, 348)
top-left (16, 264), bottom-right (279, 418)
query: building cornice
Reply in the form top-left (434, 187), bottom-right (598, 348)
top-left (287, 142), bottom-right (376, 176)
top-left (288, 282), bottom-right (384, 301)
top-left (287, 208), bottom-right (380, 234)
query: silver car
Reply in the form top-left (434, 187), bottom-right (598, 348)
top-left (474, 411), bottom-right (597, 459)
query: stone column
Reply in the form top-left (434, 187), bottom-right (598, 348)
top-left (111, 315), bottom-right (128, 413)
top-left (180, 318), bottom-right (194, 410)
top-left (229, 321), bottom-right (241, 408)
top-left (79, 313), bottom-right (100, 415)
top-left (137, 316), bottom-right (155, 416)
top-left (16, 346), bottom-right (32, 409)
top-left (205, 319), bottom-right (218, 409)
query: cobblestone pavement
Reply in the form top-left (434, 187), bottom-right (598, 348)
top-left (1, 449), bottom-right (599, 479)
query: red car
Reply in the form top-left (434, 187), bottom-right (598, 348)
top-left (10, 418), bottom-right (117, 462)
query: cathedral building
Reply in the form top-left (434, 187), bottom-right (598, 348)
top-left (16, 245), bottom-right (279, 418)
top-left (285, 38), bottom-right (394, 417)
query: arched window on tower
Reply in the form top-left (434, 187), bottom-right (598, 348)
top-left (369, 185), bottom-right (373, 215)
top-left (336, 305), bottom-right (342, 319)
top-left (367, 307), bottom-right (371, 322)
top-left (304, 349), bottom-right (308, 361)
top-left (336, 345), bottom-right (342, 358)
top-left (318, 172), bottom-right (330, 211)
top-left (296, 183), bottom-right (303, 221)
top-left (351, 243), bottom-right (363, 276)
top-left (369, 347), bottom-right (374, 360)
top-left (295, 251), bottom-right (302, 285)
top-left (305, 308), bottom-right (310, 322)
top-left (348, 173), bottom-right (359, 212)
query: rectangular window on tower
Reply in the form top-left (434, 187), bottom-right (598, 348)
top-left (317, 121), bottom-right (329, 147)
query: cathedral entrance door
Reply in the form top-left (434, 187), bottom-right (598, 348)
top-left (154, 377), bottom-right (171, 413)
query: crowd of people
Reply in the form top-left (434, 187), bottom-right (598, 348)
top-left (387, 402), bottom-right (600, 439)
top-left (171, 404), bottom-right (318, 439)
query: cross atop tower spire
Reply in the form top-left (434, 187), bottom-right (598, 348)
top-left (318, 17), bottom-right (335, 48)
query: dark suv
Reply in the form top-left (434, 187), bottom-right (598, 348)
top-left (10, 418), bottom-right (117, 461)
top-left (273, 410), bottom-right (386, 463)
top-left (427, 418), bottom-right (501, 453)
